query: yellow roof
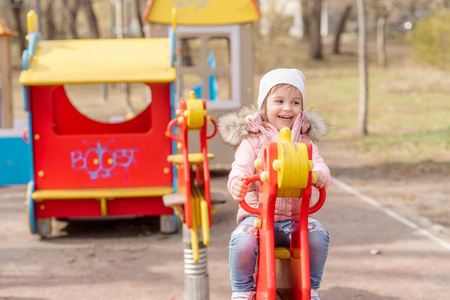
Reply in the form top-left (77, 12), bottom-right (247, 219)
top-left (19, 38), bottom-right (175, 85)
top-left (144, 0), bottom-right (260, 25)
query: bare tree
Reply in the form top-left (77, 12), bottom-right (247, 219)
top-left (134, 0), bottom-right (145, 37)
top-left (300, 0), bottom-right (311, 40)
top-left (61, 0), bottom-right (79, 39)
top-left (371, 0), bottom-right (398, 67)
top-left (333, 4), bottom-right (352, 54)
top-left (310, 0), bottom-right (323, 59)
top-left (42, 0), bottom-right (57, 40)
top-left (8, 0), bottom-right (26, 52)
top-left (81, 0), bottom-right (100, 39)
top-left (357, 0), bottom-right (368, 135)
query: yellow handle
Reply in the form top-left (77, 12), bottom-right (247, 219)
top-left (171, 6), bottom-right (177, 31)
top-left (27, 10), bottom-right (38, 33)
top-left (190, 226), bottom-right (199, 263)
top-left (278, 127), bottom-right (291, 143)
top-left (201, 200), bottom-right (210, 246)
top-left (100, 197), bottom-right (108, 217)
top-left (185, 93), bottom-right (205, 130)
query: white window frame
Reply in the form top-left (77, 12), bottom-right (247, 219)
top-left (174, 24), bottom-right (241, 110)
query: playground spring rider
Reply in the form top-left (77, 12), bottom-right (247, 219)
top-left (164, 91), bottom-right (224, 299)
top-left (239, 127), bottom-right (326, 300)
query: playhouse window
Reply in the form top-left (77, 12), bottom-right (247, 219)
top-left (208, 37), bottom-right (230, 67)
top-left (215, 73), bottom-right (231, 100)
top-left (180, 38), bottom-right (202, 67)
top-left (175, 25), bottom-right (241, 110)
top-left (63, 83), bottom-right (152, 124)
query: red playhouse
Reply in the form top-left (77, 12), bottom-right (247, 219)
top-left (19, 11), bottom-right (179, 237)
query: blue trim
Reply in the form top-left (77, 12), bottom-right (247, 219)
top-left (169, 82), bottom-right (178, 194)
top-left (27, 32), bottom-right (41, 58)
top-left (22, 49), bottom-right (28, 71)
top-left (22, 36), bottom-right (37, 233)
top-left (169, 71), bottom-right (179, 229)
top-left (21, 33), bottom-right (41, 74)
top-left (25, 93), bottom-right (35, 186)
top-left (22, 86), bottom-right (29, 111)
top-left (22, 50), bottom-right (31, 112)
top-left (28, 181), bottom-right (36, 234)
top-left (169, 29), bottom-right (175, 68)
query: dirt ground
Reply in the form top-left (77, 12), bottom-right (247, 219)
top-left (319, 140), bottom-right (450, 242)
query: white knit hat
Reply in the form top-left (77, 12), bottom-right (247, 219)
top-left (257, 68), bottom-right (306, 110)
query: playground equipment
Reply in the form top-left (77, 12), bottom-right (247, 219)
top-left (0, 17), bottom-right (29, 186)
top-left (239, 127), bottom-right (326, 300)
top-left (19, 11), bottom-right (177, 237)
top-left (164, 91), bottom-right (225, 300)
top-left (144, 0), bottom-right (260, 165)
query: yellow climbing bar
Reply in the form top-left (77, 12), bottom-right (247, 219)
top-left (26, 10), bottom-right (38, 33)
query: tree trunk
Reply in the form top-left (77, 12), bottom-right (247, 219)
top-left (333, 5), bottom-right (352, 54)
top-left (42, 0), bottom-right (56, 40)
top-left (357, 0), bottom-right (368, 135)
top-left (310, 0), bottom-right (323, 60)
top-left (377, 15), bottom-right (387, 67)
top-left (115, 0), bottom-right (124, 39)
top-left (8, 0), bottom-right (26, 53)
top-left (134, 0), bottom-right (144, 37)
top-left (61, 0), bottom-right (79, 39)
top-left (300, 0), bottom-right (311, 40)
top-left (81, 0), bottom-right (100, 39)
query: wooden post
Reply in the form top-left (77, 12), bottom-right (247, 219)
top-left (0, 22), bottom-right (13, 129)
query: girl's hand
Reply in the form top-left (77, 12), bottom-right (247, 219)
top-left (313, 172), bottom-right (327, 189)
top-left (230, 175), bottom-right (248, 201)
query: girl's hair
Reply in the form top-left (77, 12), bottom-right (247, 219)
top-left (259, 84), bottom-right (303, 122)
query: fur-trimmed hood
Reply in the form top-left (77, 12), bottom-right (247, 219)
top-left (218, 106), bottom-right (328, 148)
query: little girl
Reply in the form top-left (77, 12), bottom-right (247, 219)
top-left (218, 68), bottom-right (330, 300)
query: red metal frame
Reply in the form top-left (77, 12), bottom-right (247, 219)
top-left (166, 98), bottom-right (217, 228)
top-left (239, 142), bottom-right (326, 300)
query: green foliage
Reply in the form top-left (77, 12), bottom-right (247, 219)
top-left (411, 9), bottom-right (450, 70)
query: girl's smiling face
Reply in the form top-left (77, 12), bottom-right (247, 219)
top-left (263, 84), bottom-right (303, 130)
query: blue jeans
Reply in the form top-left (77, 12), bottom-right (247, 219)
top-left (229, 216), bottom-right (329, 292)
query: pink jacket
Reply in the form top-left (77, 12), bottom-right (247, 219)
top-left (218, 106), bottom-right (330, 224)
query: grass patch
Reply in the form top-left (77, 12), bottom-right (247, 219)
top-left (255, 36), bottom-right (450, 164)
top-left (360, 128), bottom-right (449, 162)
